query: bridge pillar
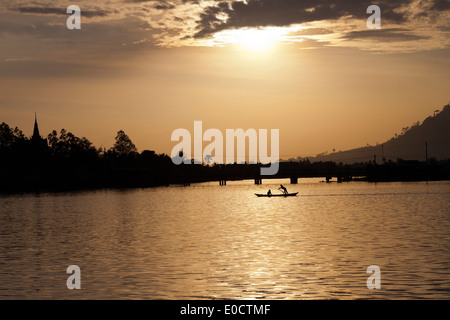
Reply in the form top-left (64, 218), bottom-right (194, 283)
top-left (219, 180), bottom-right (227, 186)
top-left (254, 178), bottom-right (262, 185)
top-left (290, 177), bottom-right (298, 184)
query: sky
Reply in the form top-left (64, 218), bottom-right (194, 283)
top-left (0, 0), bottom-right (449, 158)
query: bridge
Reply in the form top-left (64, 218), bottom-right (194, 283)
top-left (216, 173), bottom-right (364, 186)
top-left (178, 161), bottom-right (370, 186)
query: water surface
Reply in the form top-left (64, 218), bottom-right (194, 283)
top-left (1, 179), bottom-right (449, 299)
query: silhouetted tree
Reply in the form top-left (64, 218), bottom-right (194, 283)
top-left (47, 130), bottom-right (59, 150)
top-left (111, 130), bottom-right (137, 155)
top-left (0, 122), bottom-right (26, 149)
top-left (48, 129), bottom-right (97, 159)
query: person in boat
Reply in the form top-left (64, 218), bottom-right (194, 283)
top-left (267, 189), bottom-right (272, 196)
top-left (279, 184), bottom-right (288, 194)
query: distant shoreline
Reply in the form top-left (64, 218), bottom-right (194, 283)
top-left (2, 177), bottom-right (450, 196)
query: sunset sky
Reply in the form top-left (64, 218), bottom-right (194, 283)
top-left (1, 0), bottom-right (449, 158)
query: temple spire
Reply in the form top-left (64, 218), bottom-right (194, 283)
top-left (32, 112), bottom-right (41, 139)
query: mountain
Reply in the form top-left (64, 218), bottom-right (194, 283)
top-left (310, 104), bottom-right (450, 164)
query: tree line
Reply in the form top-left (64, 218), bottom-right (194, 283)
top-left (1, 121), bottom-right (449, 193)
top-left (0, 123), bottom-right (184, 192)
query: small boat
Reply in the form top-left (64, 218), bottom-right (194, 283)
top-left (255, 192), bottom-right (298, 197)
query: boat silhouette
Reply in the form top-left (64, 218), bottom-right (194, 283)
top-left (255, 192), bottom-right (298, 197)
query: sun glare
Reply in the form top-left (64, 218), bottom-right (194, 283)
top-left (212, 28), bottom-right (287, 51)
top-left (234, 29), bottom-right (281, 51)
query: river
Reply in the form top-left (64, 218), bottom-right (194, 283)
top-left (0, 179), bottom-right (449, 299)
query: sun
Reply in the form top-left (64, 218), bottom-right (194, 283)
top-left (234, 28), bottom-right (281, 51)
top-left (213, 28), bottom-right (286, 51)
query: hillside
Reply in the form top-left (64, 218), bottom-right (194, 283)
top-left (311, 104), bottom-right (450, 164)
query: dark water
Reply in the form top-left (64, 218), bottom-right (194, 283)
top-left (0, 179), bottom-right (449, 299)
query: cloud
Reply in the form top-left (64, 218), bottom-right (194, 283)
top-left (192, 0), bottom-right (415, 39)
top-left (0, 0), bottom-right (449, 54)
top-left (154, 3), bottom-right (176, 10)
top-left (342, 28), bottom-right (431, 42)
top-left (430, 0), bottom-right (450, 11)
top-left (12, 6), bottom-right (114, 18)
top-left (175, 0), bottom-right (449, 53)
top-left (4, 57), bottom-right (32, 62)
